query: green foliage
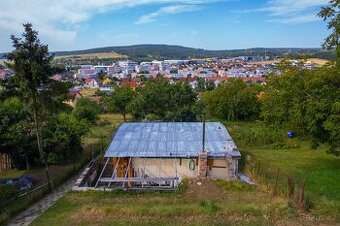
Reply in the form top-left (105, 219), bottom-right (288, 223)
top-left (4, 23), bottom-right (70, 167)
top-left (226, 121), bottom-right (285, 148)
top-left (73, 98), bottom-right (100, 123)
top-left (216, 180), bottom-right (255, 192)
top-left (202, 79), bottom-right (260, 121)
top-left (195, 77), bottom-right (215, 92)
top-left (44, 113), bottom-right (88, 164)
top-left (0, 97), bottom-right (38, 169)
top-left (0, 185), bottom-right (18, 201)
top-left (318, 0), bottom-right (340, 59)
top-left (111, 85), bottom-right (136, 121)
top-left (127, 95), bottom-right (147, 120)
top-left (199, 200), bottom-right (218, 214)
top-left (138, 77), bottom-right (197, 121)
top-left (261, 67), bottom-right (340, 154)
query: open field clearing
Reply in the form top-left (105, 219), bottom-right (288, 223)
top-left (55, 52), bottom-right (128, 60)
top-left (252, 58), bottom-right (329, 66)
top-left (307, 58), bottom-right (329, 65)
top-left (80, 88), bottom-right (99, 98)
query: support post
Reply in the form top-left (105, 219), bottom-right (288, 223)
top-left (108, 157), bottom-right (121, 188)
top-left (95, 158), bottom-right (110, 188)
top-left (122, 157), bottom-right (132, 188)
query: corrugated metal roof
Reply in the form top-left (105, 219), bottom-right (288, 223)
top-left (104, 122), bottom-right (240, 158)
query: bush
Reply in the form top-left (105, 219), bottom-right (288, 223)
top-left (226, 121), bottom-right (285, 148)
top-left (0, 184), bottom-right (18, 201)
top-left (73, 98), bottom-right (100, 123)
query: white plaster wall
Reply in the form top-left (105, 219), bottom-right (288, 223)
top-left (132, 158), bottom-right (197, 178)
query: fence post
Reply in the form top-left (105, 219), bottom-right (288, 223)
top-left (270, 168), bottom-right (280, 202)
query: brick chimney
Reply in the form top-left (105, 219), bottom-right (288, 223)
top-left (197, 151), bottom-right (208, 177)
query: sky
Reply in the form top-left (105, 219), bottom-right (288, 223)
top-left (0, 0), bottom-right (330, 52)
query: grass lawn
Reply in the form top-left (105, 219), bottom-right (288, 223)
top-left (225, 121), bottom-right (340, 221)
top-left (80, 88), bottom-right (99, 98)
top-left (31, 179), bottom-right (336, 226)
top-left (82, 114), bottom-right (127, 156)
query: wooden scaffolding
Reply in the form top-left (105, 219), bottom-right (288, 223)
top-left (95, 157), bottom-right (180, 190)
top-left (0, 153), bottom-right (12, 171)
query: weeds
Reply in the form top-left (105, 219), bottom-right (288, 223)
top-left (199, 200), bottom-right (218, 214)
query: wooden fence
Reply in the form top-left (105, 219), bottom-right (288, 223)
top-left (0, 153), bottom-right (12, 171)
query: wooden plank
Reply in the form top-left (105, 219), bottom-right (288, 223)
top-left (95, 158), bottom-right (110, 188)
top-left (99, 177), bottom-right (178, 183)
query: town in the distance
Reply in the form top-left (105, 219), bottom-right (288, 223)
top-left (0, 54), bottom-right (326, 97)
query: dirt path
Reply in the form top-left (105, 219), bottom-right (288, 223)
top-left (6, 171), bottom-right (80, 226)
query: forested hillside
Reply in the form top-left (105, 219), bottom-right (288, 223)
top-left (52, 45), bottom-right (335, 61)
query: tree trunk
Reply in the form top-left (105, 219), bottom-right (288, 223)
top-left (32, 96), bottom-right (52, 192)
top-left (123, 113), bottom-right (126, 122)
top-left (25, 152), bottom-right (30, 170)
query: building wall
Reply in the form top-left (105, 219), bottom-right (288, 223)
top-left (208, 159), bottom-right (229, 180)
top-left (132, 158), bottom-right (198, 178)
top-left (130, 157), bottom-right (235, 180)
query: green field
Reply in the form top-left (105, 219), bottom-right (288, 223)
top-left (30, 119), bottom-right (340, 226)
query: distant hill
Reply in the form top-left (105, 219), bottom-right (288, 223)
top-left (53, 44), bottom-right (335, 62)
top-left (1, 44), bottom-right (335, 62)
top-left (0, 53), bottom-right (7, 60)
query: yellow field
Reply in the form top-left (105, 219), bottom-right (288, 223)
top-left (55, 52), bottom-right (127, 60)
top-left (307, 58), bottom-right (329, 66)
top-left (80, 88), bottom-right (99, 97)
top-left (252, 58), bottom-right (329, 66)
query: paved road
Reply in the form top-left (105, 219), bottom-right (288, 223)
top-left (7, 172), bottom-right (80, 226)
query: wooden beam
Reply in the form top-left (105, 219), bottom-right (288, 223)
top-left (99, 177), bottom-right (178, 183)
top-left (122, 157), bottom-right (132, 188)
top-left (95, 158), bottom-right (110, 188)
top-left (108, 157), bottom-right (121, 188)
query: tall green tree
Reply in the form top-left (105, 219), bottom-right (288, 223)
top-left (73, 98), bottom-right (100, 123)
top-left (6, 24), bottom-right (68, 190)
top-left (318, 0), bottom-right (340, 61)
top-left (140, 77), bottom-right (197, 121)
top-left (111, 85), bottom-right (136, 121)
top-left (201, 79), bottom-right (260, 121)
top-left (44, 113), bottom-right (88, 167)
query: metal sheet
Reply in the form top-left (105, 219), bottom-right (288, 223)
top-left (104, 122), bottom-right (240, 158)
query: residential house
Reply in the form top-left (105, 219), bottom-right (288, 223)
top-left (84, 78), bottom-right (100, 88)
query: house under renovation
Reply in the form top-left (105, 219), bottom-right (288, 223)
top-left (95, 122), bottom-right (241, 190)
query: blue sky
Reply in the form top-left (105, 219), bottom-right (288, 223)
top-left (0, 0), bottom-right (330, 52)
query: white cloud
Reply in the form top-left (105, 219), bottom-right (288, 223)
top-left (256, 0), bottom-right (328, 16)
top-left (268, 14), bottom-right (319, 24)
top-left (0, 0), bottom-right (220, 51)
top-left (235, 0), bottom-right (328, 24)
top-left (135, 4), bottom-right (201, 24)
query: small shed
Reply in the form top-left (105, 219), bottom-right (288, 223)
top-left (96, 122), bottom-right (241, 190)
